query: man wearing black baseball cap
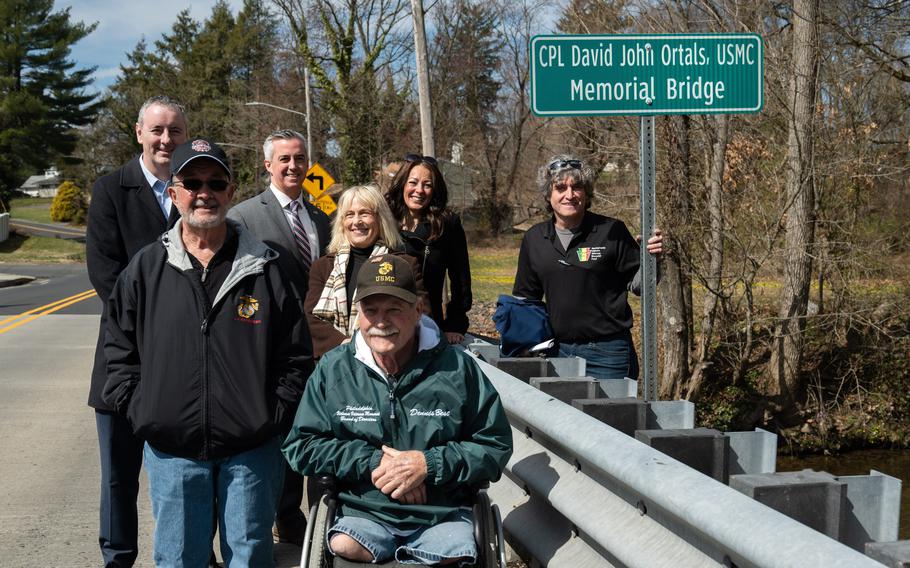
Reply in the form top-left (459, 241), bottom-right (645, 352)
top-left (283, 254), bottom-right (512, 564)
top-left (103, 138), bottom-right (314, 566)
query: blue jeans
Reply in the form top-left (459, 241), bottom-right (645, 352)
top-left (329, 509), bottom-right (476, 564)
top-left (143, 438), bottom-right (285, 568)
top-left (559, 331), bottom-right (639, 381)
top-left (96, 410), bottom-right (144, 568)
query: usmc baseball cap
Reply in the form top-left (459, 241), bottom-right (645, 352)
top-left (354, 254), bottom-right (418, 304)
top-left (170, 138), bottom-right (232, 179)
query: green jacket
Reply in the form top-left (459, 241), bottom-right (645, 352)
top-left (282, 317), bottom-right (513, 528)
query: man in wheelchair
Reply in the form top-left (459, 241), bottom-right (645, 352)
top-left (283, 254), bottom-right (513, 565)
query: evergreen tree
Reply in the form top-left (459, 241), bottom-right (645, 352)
top-left (96, 2), bottom-right (279, 194)
top-left (0, 0), bottom-right (100, 210)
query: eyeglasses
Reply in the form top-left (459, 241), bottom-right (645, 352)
top-left (547, 159), bottom-right (582, 173)
top-left (174, 178), bottom-right (230, 192)
top-left (405, 153), bottom-right (438, 167)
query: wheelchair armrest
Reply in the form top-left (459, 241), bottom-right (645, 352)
top-left (315, 474), bottom-right (338, 496)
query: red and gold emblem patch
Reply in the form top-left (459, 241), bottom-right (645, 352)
top-left (236, 295), bottom-right (259, 319)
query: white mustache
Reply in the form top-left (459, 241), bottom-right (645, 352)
top-left (367, 326), bottom-right (399, 337)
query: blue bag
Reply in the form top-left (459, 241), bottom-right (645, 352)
top-left (492, 295), bottom-right (555, 357)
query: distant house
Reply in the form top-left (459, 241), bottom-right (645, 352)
top-left (19, 167), bottom-right (61, 197)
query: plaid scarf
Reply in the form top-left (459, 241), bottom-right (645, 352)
top-left (311, 242), bottom-right (390, 336)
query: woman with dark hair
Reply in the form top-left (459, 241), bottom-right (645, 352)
top-left (513, 154), bottom-right (662, 381)
top-left (385, 154), bottom-right (472, 344)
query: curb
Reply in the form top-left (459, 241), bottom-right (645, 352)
top-left (0, 275), bottom-right (36, 289)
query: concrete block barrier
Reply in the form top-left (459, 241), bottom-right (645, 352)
top-left (729, 470), bottom-right (846, 540)
top-left (571, 397), bottom-right (647, 436)
top-left (635, 427), bottom-right (730, 483)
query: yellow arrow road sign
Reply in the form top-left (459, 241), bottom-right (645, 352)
top-left (303, 163), bottom-right (335, 199)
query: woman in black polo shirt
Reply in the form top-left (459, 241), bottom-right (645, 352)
top-left (512, 155), bottom-right (662, 380)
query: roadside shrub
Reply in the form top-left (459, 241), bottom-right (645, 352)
top-left (50, 181), bottom-right (87, 224)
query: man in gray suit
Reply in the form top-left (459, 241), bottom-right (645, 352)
top-left (228, 129), bottom-right (330, 545)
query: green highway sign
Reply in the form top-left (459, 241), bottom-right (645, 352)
top-left (531, 34), bottom-right (763, 116)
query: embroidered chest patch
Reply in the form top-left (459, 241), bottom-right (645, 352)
top-left (336, 405), bottom-right (380, 423)
top-left (237, 295), bottom-right (260, 318)
top-left (576, 246), bottom-right (607, 262)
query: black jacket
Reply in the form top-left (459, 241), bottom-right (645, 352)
top-left (86, 155), bottom-right (179, 410)
top-left (512, 212), bottom-right (640, 343)
top-left (400, 213), bottom-right (472, 334)
top-left (102, 220), bottom-right (314, 460)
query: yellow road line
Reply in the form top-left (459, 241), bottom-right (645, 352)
top-left (0, 289), bottom-right (96, 327)
top-left (0, 289), bottom-right (97, 335)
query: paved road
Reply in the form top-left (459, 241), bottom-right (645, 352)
top-left (0, 263), bottom-right (101, 316)
top-left (0, 267), bottom-right (302, 567)
top-left (10, 219), bottom-right (86, 241)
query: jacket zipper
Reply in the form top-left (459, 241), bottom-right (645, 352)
top-left (200, 315), bottom-right (210, 460)
top-left (388, 375), bottom-right (397, 421)
top-left (184, 270), bottom-right (212, 461)
top-left (199, 289), bottom-right (233, 459)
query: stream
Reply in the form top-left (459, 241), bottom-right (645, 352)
top-left (778, 448), bottom-right (910, 539)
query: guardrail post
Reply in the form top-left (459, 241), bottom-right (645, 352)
top-left (726, 428), bottom-right (778, 474)
top-left (596, 378), bottom-right (638, 398)
top-left (0, 212), bottom-right (9, 243)
top-left (646, 400), bottom-right (695, 429)
top-left (841, 471), bottom-right (902, 550)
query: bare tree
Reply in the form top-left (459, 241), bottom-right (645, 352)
top-left (687, 114), bottom-right (730, 399)
top-left (273, 0), bottom-right (412, 183)
top-left (770, 0), bottom-right (820, 410)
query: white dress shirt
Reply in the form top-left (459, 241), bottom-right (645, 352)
top-left (138, 155), bottom-right (172, 219)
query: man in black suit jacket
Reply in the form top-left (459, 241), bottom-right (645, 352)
top-left (227, 129), bottom-right (330, 545)
top-left (85, 96), bottom-right (186, 568)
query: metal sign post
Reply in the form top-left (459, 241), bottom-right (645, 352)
top-left (639, 116), bottom-right (657, 401)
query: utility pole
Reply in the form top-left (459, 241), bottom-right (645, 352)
top-left (410, 0), bottom-right (435, 157)
top-left (304, 67), bottom-right (314, 168)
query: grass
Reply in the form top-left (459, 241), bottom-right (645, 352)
top-left (9, 197), bottom-right (55, 224)
top-left (470, 241), bottom-right (521, 303)
top-left (0, 232), bottom-right (85, 263)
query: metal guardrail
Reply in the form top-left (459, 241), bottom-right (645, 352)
top-left (469, 352), bottom-right (886, 568)
top-left (0, 212), bottom-right (9, 242)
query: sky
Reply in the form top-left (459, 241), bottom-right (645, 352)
top-left (61, 0), bottom-right (243, 93)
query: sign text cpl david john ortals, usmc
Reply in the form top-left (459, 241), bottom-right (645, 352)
top-left (538, 40), bottom-right (757, 107)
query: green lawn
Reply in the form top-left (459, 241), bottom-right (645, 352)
top-left (470, 243), bottom-right (521, 303)
top-left (9, 197), bottom-right (55, 224)
top-left (0, 232), bottom-right (85, 263)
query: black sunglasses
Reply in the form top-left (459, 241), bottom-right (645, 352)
top-left (547, 159), bottom-right (582, 172)
top-left (405, 153), bottom-right (438, 166)
top-left (175, 178), bottom-right (230, 192)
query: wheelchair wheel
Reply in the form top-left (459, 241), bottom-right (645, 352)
top-left (473, 491), bottom-right (504, 568)
top-left (301, 493), bottom-right (334, 568)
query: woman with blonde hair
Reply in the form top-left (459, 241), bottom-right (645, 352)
top-left (305, 183), bottom-right (423, 357)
